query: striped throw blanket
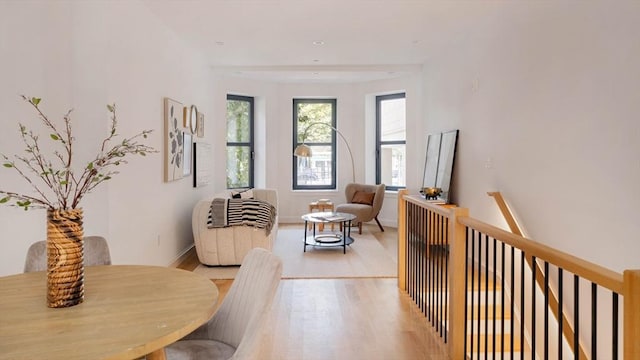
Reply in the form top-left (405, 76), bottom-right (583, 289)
top-left (207, 198), bottom-right (276, 235)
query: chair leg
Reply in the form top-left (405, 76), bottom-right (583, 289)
top-left (358, 222), bottom-right (362, 234)
top-left (375, 216), bottom-right (384, 232)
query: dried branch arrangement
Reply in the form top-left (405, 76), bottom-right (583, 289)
top-left (1, 95), bottom-right (156, 210)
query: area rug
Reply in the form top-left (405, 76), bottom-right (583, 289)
top-left (193, 225), bottom-right (397, 279)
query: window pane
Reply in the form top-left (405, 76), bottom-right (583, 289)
top-left (227, 100), bottom-right (250, 143)
top-left (297, 103), bottom-right (333, 143)
top-left (226, 146), bottom-right (250, 188)
top-left (296, 145), bottom-right (332, 186)
top-left (380, 97), bottom-right (406, 142)
top-left (294, 98), bottom-right (336, 190)
top-left (379, 144), bottom-right (406, 187)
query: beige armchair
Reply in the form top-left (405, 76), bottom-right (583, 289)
top-left (335, 183), bottom-right (385, 234)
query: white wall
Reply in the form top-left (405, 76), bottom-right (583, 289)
top-left (422, 1), bottom-right (640, 273)
top-left (3, 0), bottom-right (636, 285)
top-left (0, 1), bottom-right (217, 275)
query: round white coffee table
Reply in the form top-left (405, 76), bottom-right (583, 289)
top-left (301, 212), bottom-right (356, 254)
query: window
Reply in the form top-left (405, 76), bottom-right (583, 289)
top-left (376, 93), bottom-right (406, 191)
top-left (226, 95), bottom-right (254, 189)
top-left (293, 99), bottom-right (337, 190)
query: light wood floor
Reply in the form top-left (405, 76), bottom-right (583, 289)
top-left (177, 224), bottom-right (450, 359)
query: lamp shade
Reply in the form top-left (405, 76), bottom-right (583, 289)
top-left (294, 144), bottom-right (312, 157)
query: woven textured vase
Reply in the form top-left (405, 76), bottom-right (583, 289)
top-left (46, 208), bottom-right (84, 308)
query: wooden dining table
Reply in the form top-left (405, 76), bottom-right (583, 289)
top-left (0, 265), bottom-right (219, 360)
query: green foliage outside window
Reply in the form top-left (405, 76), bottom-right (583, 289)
top-left (296, 103), bottom-right (332, 143)
top-left (226, 97), bottom-right (252, 188)
top-left (294, 99), bottom-right (336, 188)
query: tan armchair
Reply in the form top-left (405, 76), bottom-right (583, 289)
top-left (335, 183), bottom-right (385, 234)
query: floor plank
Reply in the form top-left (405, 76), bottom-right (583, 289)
top-left (177, 224), bottom-right (450, 359)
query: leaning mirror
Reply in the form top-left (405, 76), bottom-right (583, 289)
top-left (421, 133), bottom-right (441, 193)
top-left (434, 129), bottom-right (459, 203)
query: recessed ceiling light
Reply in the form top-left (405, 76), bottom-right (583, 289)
top-left (313, 72), bottom-right (319, 75)
top-left (312, 40), bottom-right (325, 45)
top-left (313, 59), bottom-right (320, 62)
top-left (216, 41), bottom-right (225, 46)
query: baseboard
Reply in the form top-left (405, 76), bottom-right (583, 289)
top-left (169, 244), bottom-right (195, 268)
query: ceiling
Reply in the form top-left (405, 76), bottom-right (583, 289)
top-left (142, 0), bottom-right (506, 83)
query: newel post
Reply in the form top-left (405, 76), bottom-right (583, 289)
top-left (448, 207), bottom-right (469, 359)
top-left (624, 270), bottom-right (640, 359)
top-left (397, 189), bottom-right (408, 290)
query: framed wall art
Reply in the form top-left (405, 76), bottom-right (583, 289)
top-left (183, 132), bottom-right (192, 176)
top-left (193, 142), bottom-right (212, 187)
top-left (196, 111), bottom-right (204, 138)
top-left (164, 97), bottom-right (184, 182)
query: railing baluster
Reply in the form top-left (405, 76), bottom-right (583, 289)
top-left (439, 213), bottom-right (444, 337)
top-left (544, 261), bottom-right (549, 360)
top-left (434, 211), bottom-right (439, 330)
top-left (425, 210), bottom-right (435, 324)
top-left (413, 205), bottom-right (424, 308)
top-left (532, 256), bottom-right (536, 360)
top-left (421, 206), bottom-right (425, 315)
top-left (477, 232), bottom-right (482, 358)
top-left (484, 234), bottom-right (489, 360)
top-left (418, 205), bottom-right (421, 308)
top-left (437, 212), bottom-right (442, 334)
top-left (574, 275), bottom-right (579, 360)
top-left (409, 204), bottom-right (414, 305)
top-left (612, 292), bottom-right (618, 360)
top-left (418, 204), bottom-right (422, 309)
top-left (501, 242), bottom-right (505, 359)
top-left (444, 216), bottom-right (449, 343)
top-left (558, 268), bottom-right (563, 360)
top-left (492, 236), bottom-right (497, 360)
top-left (510, 246), bottom-right (515, 359)
top-left (520, 251), bottom-right (525, 360)
top-left (464, 227), bottom-right (470, 357)
top-left (470, 228), bottom-right (476, 359)
top-left (418, 204), bottom-right (423, 312)
top-left (591, 282), bottom-right (597, 359)
top-left (410, 203), bottom-right (414, 302)
top-left (408, 204), bottom-right (412, 301)
top-left (427, 208), bottom-right (432, 320)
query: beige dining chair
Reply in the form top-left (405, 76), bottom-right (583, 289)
top-left (165, 247), bottom-right (283, 360)
top-left (23, 236), bottom-right (112, 272)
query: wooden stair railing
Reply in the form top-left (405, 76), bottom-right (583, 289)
top-left (488, 191), bottom-right (588, 359)
top-left (398, 191), bottom-right (640, 359)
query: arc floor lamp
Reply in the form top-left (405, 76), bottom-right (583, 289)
top-left (294, 122), bottom-right (355, 183)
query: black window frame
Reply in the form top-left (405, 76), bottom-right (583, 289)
top-left (226, 94), bottom-right (255, 189)
top-left (375, 92), bottom-right (406, 191)
top-left (292, 98), bottom-right (337, 190)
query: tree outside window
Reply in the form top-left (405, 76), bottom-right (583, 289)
top-left (226, 95), bottom-right (254, 189)
top-left (293, 99), bottom-right (337, 190)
